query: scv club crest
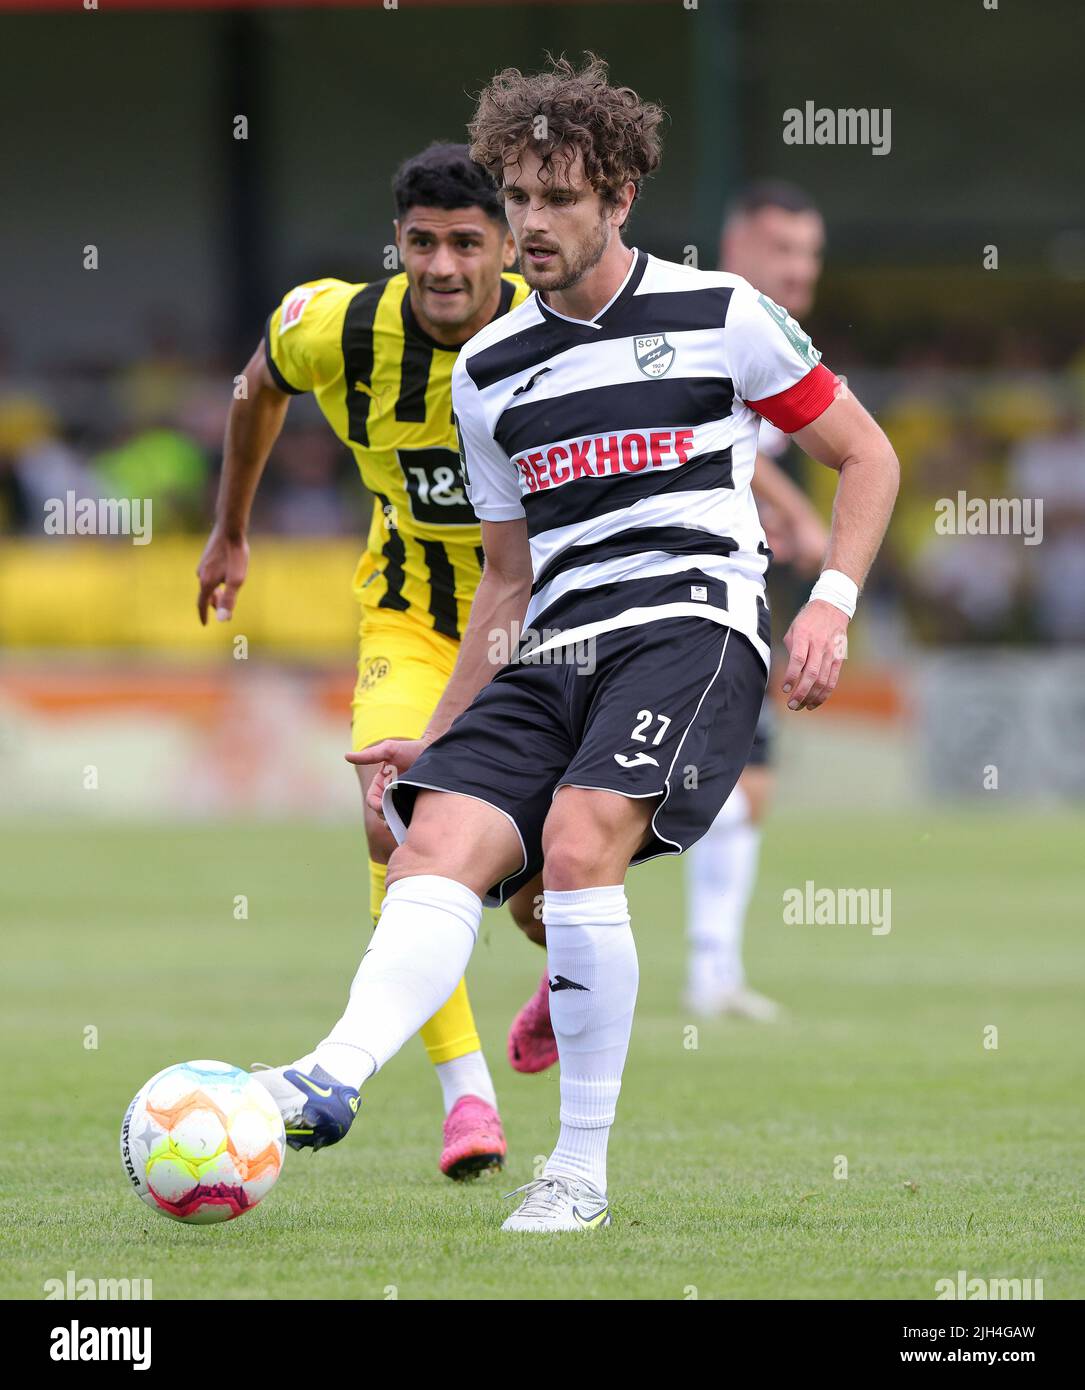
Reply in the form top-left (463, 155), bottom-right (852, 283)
top-left (634, 334), bottom-right (675, 378)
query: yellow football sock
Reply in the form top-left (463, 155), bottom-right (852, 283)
top-left (368, 859), bottom-right (482, 1066)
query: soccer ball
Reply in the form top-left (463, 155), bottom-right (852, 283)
top-left (120, 1059), bottom-right (285, 1224)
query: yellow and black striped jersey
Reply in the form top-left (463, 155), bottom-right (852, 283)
top-left (265, 271), bottom-right (531, 639)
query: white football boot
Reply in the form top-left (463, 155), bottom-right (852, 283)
top-left (501, 1175), bottom-right (611, 1232)
top-left (684, 983), bottom-right (785, 1022)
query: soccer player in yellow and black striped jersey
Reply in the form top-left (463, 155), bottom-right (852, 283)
top-left (196, 144), bottom-right (535, 1178)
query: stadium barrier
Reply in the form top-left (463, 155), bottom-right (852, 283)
top-left (17, 543), bottom-right (1076, 815)
top-left (917, 651), bottom-right (1085, 800)
top-left (0, 538), bottom-right (359, 657)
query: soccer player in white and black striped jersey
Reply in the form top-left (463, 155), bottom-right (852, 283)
top-left (260, 55), bottom-right (899, 1232)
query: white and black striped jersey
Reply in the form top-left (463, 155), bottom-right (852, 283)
top-left (452, 248), bottom-right (839, 669)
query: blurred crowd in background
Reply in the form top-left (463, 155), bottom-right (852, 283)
top-left (0, 320), bottom-right (366, 546)
top-left (3, 315), bottom-right (1083, 651)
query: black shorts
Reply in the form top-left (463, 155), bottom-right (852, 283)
top-left (384, 618), bottom-right (767, 906)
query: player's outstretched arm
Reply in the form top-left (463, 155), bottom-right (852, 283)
top-left (782, 391), bottom-right (899, 710)
top-left (350, 518), bottom-right (534, 813)
top-left (196, 342), bottom-right (290, 625)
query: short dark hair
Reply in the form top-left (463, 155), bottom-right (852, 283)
top-left (726, 179), bottom-right (820, 221)
top-left (392, 142), bottom-right (504, 222)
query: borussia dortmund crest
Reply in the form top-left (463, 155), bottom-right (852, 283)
top-left (634, 334), bottom-right (675, 379)
top-left (358, 657), bottom-right (391, 692)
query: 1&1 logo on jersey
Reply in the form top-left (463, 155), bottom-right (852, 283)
top-left (634, 334), bottom-right (675, 378)
top-left (397, 447), bottom-right (478, 525)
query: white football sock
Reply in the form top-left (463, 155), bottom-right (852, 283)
top-left (686, 784), bottom-right (760, 997)
top-left (301, 875), bottom-right (481, 1090)
top-left (435, 1050), bottom-right (497, 1114)
top-left (542, 886), bottom-right (638, 1195)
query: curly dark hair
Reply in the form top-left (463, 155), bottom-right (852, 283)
top-left (467, 53), bottom-right (664, 212)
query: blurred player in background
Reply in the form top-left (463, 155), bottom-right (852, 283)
top-left (196, 143), bottom-right (535, 1178)
top-left (682, 180), bottom-right (830, 1020)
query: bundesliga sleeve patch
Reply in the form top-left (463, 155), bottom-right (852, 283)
top-left (278, 286), bottom-right (317, 335)
top-left (757, 292), bottom-right (822, 370)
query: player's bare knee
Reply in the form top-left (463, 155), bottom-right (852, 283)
top-left (541, 833), bottom-right (612, 891)
top-left (385, 840), bottom-right (438, 888)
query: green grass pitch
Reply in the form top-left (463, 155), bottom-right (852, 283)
top-left (2, 810), bottom-right (1082, 1300)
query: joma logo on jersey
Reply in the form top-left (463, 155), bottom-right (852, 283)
top-left (634, 334), bottom-right (675, 378)
top-left (514, 427), bottom-right (695, 493)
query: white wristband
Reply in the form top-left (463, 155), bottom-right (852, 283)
top-left (809, 569), bottom-right (858, 619)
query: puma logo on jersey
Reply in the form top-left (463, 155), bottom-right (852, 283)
top-left (512, 367), bottom-right (552, 397)
top-left (613, 751), bottom-right (660, 769)
top-left (353, 380), bottom-right (383, 408)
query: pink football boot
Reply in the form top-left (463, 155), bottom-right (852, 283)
top-left (507, 971), bottom-right (559, 1074)
top-left (440, 1096), bottom-right (506, 1181)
